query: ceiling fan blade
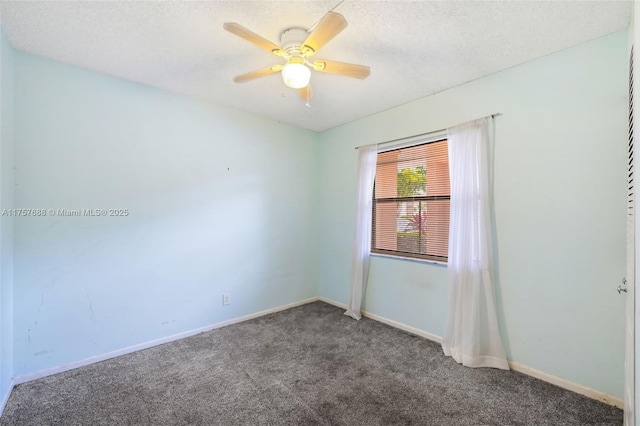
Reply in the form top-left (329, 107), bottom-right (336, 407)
top-left (301, 11), bottom-right (347, 56)
top-left (223, 22), bottom-right (285, 57)
top-left (312, 60), bottom-right (370, 79)
top-left (298, 84), bottom-right (313, 103)
top-left (234, 65), bottom-right (283, 83)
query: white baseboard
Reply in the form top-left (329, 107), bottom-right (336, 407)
top-left (362, 310), bottom-right (443, 344)
top-left (319, 296), bottom-right (443, 343)
top-left (318, 296), bottom-right (347, 309)
top-left (318, 296), bottom-right (623, 409)
top-left (14, 297), bottom-right (320, 385)
top-left (11, 295), bottom-right (625, 411)
top-left (507, 361), bottom-right (624, 409)
top-left (0, 378), bottom-right (15, 415)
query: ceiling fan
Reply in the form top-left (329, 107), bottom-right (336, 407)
top-left (223, 11), bottom-right (370, 103)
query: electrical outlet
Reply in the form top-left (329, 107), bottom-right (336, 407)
top-left (222, 293), bottom-right (231, 306)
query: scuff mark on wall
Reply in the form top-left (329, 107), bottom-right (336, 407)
top-left (85, 290), bottom-right (97, 322)
top-left (32, 279), bottom-right (55, 335)
top-left (87, 292), bottom-right (95, 322)
top-left (36, 291), bottom-right (45, 318)
top-left (37, 279), bottom-right (55, 319)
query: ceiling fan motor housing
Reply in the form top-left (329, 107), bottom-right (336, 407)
top-left (280, 27), bottom-right (309, 57)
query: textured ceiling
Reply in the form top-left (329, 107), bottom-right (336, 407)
top-left (0, 1), bottom-right (632, 131)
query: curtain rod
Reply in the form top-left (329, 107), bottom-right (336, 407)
top-left (354, 113), bottom-right (502, 150)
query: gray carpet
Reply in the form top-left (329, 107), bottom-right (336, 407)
top-left (1, 301), bottom-right (623, 425)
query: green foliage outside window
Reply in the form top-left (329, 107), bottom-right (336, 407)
top-left (397, 166), bottom-right (426, 197)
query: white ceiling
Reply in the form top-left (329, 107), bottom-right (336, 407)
top-left (0, 1), bottom-right (632, 132)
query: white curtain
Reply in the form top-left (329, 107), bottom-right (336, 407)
top-left (442, 117), bottom-right (509, 370)
top-left (345, 144), bottom-right (377, 320)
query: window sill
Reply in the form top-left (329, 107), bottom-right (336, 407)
top-left (370, 252), bottom-right (447, 267)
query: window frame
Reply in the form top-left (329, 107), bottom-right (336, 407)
top-left (370, 132), bottom-right (450, 264)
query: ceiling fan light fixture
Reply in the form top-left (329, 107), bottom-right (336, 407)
top-left (224, 11), bottom-right (369, 100)
top-left (282, 62), bottom-right (311, 89)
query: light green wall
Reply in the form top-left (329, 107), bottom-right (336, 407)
top-left (318, 29), bottom-right (628, 398)
top-left (13, 52), bottom-right (319, 376)
top-left (0, 23), bottom-right (15, 403)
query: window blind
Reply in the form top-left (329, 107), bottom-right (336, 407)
top-left (372, 139), bottom-right (450, 262)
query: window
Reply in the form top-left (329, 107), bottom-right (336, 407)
top-left (372, 139), bottom-right (450, 262)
